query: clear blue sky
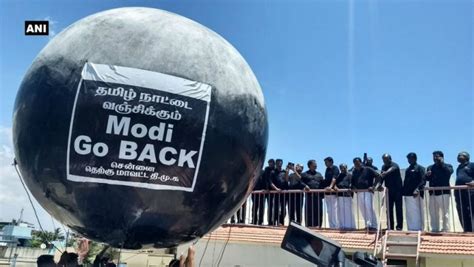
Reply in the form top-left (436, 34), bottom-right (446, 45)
top-left (1, 0), bottom-right (473, 170)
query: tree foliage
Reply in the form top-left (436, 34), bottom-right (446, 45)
top-left (30, 228), bottom-right (65, 248)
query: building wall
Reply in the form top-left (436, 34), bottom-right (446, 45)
top-left (423, 257), bottom-right (474, 267)
top-left (178, 240), bottom-right (323, 267)
top-left (119, 250), bottom-right (173, 267)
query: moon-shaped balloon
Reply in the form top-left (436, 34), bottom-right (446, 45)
top-left (13, 7), bottom-right (267, 249)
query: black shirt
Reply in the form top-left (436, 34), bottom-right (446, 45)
top-left (426, 163), bottom-right (453, 195)
top-left (253, 169), bottom-right (266, 190)
top-left (402, 164), bottom-right (426, 197)
top-left (335, 172), bottom-right (353, 197)
top-left (324, 165), bottom-right (340, 186)
top-left (456, 162), bottom-right (474, 185)
top-left (261, 166), bottom-right (275, 190)
top-left (272, 169), bottom-right (288, 190)
top-left (324, 165), bottom-right (340, 195)
top-left (301, 170), bottom-right (324, 189)
top-left (365, 164), bottom-right (379, 171)
top-left (288, 172), bottom-right (306, 190)
top-left (381, 162), bottom-right (403, 189)
top-left (351, 166), bottom-right (379, 190)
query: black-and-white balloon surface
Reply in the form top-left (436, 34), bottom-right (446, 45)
top-left (13, 7), bottom-right (267, 249)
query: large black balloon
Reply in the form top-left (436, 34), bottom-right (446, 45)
top-left (13, 7), bottom-right (267, 249)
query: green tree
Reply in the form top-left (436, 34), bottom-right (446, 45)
top-left (30, 228), bottom-right (65, 248)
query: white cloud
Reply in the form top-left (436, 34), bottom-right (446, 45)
top-left (43, 16), bottom-right (59, 38)
top-left (0, 126), bottom-right (63, 231)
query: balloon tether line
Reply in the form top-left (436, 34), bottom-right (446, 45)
top-left (12, 159), bottom-right (63, 254)
top-left (216, 225), bottom-right (231, 267)
top-left (198, 233), bottom-right (212, 267)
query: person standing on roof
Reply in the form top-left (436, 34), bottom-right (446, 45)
top-left (454, 151), bottom-right (474, 232)
top-left (426, 150), bottom-right (454, 232)
top-left (352, 157), bottom-right (380, 230)
top-left (403, 152), bottom-right (426, 231)
top-left (380, 154), bottom-right (404, 230)
top-left (324, 157), bottom-right (340, 229)
top-left (334, 164), bottom-right (355, 230)
top-left (301, 159), bottom-right (325, 227)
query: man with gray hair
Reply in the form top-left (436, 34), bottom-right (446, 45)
top-left (455, 151), bottom-right (474, 232)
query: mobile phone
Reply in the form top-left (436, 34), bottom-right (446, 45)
top-left (281, 222), bottom-right (343, 266)
top-left (288, 162), bottom-right (295, 168)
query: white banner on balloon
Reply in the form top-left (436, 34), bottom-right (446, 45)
top-left (66, 62), bottom-right (212, 191)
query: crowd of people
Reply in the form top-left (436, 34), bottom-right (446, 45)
top-left (244, 151), bottom-right (473, 233)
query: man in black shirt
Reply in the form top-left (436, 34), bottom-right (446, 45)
top-left (267, 159), bottom-right (285, 225)
top-left (268, 159), bottom-right (287, 226)
top-left (286, 164), bottom-right (305, 224)
top-left (252, 159), bottom-right (274, 225)
top-left (301, 159), bottom-right (324, 227)
top-left (365, 157), bottom-right (378, 171)
top-left (334, 164), bottom-right (355, 229)
top-left (403, 153), bottom-right (426, 231)
top-left (323, 157), bottom-right (340, 229)
top-left (426, 150), bottom-right (453, 232)
top-left (454, 151), bottom-right (474, 232)
top-left (380, 154), bottom-right (403, 230)
top-left (352, 157), bottom-right (380, 230)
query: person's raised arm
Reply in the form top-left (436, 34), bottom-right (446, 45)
top-left (179, 246), bottom-right (195, 267)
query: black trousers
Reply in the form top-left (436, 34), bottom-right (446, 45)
top-left (288, 192), bottom-right (303, 224)
top-left (455, 188), bottom-right (474, 232)
top-left (231, 202), bottom-right (246, 223)
top-left (305, 192), bottom-right (323, 227)
top-left (388, 190), bottom-right (403, 230)
top-left (278, 193), bottom-right (288, 225)
top-left (268, 193), bottom-right (279, 225)
top-left (251, 193), bottom-right (266, 225)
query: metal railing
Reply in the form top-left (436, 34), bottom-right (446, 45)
top-left (229, 185), bottom-right (474, 233)
top-left (229, 188), bottom-right (388, 231)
